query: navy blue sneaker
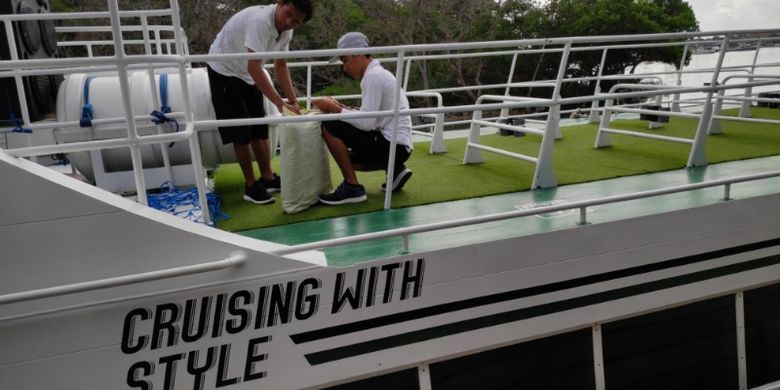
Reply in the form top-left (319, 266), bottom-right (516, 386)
top-left (259, 173), bottom-right (281, 193)
top-left (382, 167), bottom-right (413, 192)
top-left (243, 181), bottom-right (274, 205)
top-left (319, 181), bottom-right (367, 205)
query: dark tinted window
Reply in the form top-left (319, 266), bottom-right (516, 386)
top-left (602, 296), bottom-right (737, 390)
top-left (322, 367), bottom-right (419, 390)
top-left (745, 282), bottom-right (780, 388)
top-left (430, 329), bottom-right (595, 390)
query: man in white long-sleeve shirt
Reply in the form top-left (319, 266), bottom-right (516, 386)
top-left (313, 32), bottom-right (414, 205)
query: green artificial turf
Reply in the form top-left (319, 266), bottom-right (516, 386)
top-left (213, 107), bottom-right (780, 232)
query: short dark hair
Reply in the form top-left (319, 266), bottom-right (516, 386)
top-left (283, 0), bottom-right (313, 22)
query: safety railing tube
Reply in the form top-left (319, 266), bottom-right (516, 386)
top-left (141, 15), bottom-right (175, 187)
top-left (689, 36), bottom-right (730, 167)
top-left (108, 0), bottom-right (148, 205)
top-left (588, 47), bottom-right (609, 123)
top-left (671, 43), bottom-right (689, 113)
top-left (406, 91), bottom-right (446, 153)
top-left (2, 20), bottom-right (30, 126)
top-left (268, 170), bottom-right (780, 256)
top-left (740, 40), bottom-right (763, 118)
top-left (0, 251), bottom-right (247, 305)
top-left (533, 41), bottom-right (572, 189)
top-left (168, 0), bottom-right (209, 224)
top-left (500, 52), bottom-right (520, 120)
top-left (383, 49), bottom-right (407, 210)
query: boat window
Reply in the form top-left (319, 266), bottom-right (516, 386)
top-left (745, 281), bottom-right (780, 388)
top-left (429, 329), bottom-right (595, 390)
top-left (321, 367), bottom-right (419, 390)
top-left (602, 295), bottom-right (738, 389)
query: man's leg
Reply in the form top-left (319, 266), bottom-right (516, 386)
top-left (233, 143), bottom-right (256, 187)
top-left (322, 127), bottom-right (360, 185)
top-left (250, 138), bottom-right (275, 181)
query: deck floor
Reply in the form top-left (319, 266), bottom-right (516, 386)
top-left (240, 155), bottom-right (780, 266)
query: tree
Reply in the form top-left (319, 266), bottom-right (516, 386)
top-left (528, 0), bottom-right (699, 98)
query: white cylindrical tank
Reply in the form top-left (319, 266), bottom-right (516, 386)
top-left (54, 67), bottom-right (280, 182)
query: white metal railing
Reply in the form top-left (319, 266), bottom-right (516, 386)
top-left (0, 251), bottom-right (246, 305)
top-left (1, 0), bottom-right (779, 226)
top-left (268, 169), bottom-right (780, 256)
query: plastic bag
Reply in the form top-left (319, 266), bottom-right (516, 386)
top-left (278, 110), bottom-right (332, 214)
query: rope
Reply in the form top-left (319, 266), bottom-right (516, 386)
top-left (3, 78), bottom-right (32, 133)
top-left (146, 181), bottom-right (230, 226)
top-left (150, 73), bottom-right (180, 147)
top-left (79, 76), bottom-right (95, 128)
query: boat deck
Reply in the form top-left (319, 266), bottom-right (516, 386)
top-left (240, 155), bottom-right (780, 266)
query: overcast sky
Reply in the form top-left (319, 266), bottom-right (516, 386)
top-left (685, 0), bottom-right (780, 32)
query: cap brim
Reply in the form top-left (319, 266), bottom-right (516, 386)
top-left (328, 56), bottom-right (340, 64)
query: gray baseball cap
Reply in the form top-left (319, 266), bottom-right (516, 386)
top-left (329, 32), bottom-right (369, 63)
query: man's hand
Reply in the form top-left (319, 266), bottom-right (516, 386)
top-left (312, 97), bottom-right (345, 113)
top-left (283, 100), bottom-right (301, 115)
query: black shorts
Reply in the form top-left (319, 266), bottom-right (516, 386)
top-left (207, 66), bottom-right (268, 145)
top-left (322, 120), bottom-right (411, 171)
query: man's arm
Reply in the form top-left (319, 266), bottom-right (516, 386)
top-left (274, 59), bottom-right (300, 113)
top-left (246, 49), bottom-right (300, 114)
top-left (341, 72), bottom-right (383, 130)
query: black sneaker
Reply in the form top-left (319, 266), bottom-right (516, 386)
top-left (319, 182), bottom-right (367, 205)
top-left (243, 181), bottom-right (275, 204)
top-left (381, 167), bottom-right (413, 192)
top-left (259, 173), bottom-right (281, 194)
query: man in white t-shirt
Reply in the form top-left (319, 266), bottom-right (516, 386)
top-left (313, 32), bottom-right (414, 205)
top-left (207, 0), bottom-right (312, 205)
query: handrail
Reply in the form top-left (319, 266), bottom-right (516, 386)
top-left (2, 2), bottom-right (779, 225)
top-left (268, 170), bottom-right (780, 256)
top-left (0, 251), bottom-right (247, 305)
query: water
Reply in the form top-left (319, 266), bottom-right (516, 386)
top-left (634, 47), bottom-right (780, 109)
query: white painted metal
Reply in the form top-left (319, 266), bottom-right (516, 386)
top-left (0, 252), bottom-right (247, 305)
top-left (418, 364), bottom-right (433, 390)
top-left (382, 50), bottom-right (406, 211)
top-left (736, 292), bottom-right (748, 390)
top-left (269, 169), bottom-right (780, 256)
top-left (592, 324), bottom-right (606, 390)
top-left (740, 41), bottom-right (763, 118)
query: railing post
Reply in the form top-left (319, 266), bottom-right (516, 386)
top-left (108, 0), bottom-right (148, 205)
top-left (142, 15), bottom-right (175, 186)
top-left (688, 36), bottom-right (729, 167)
top-left (594, 98), bottom-right (613, 148)
top-left (403, 57), bottom-right (413, 91)
top-left (500, 52), bottom-right (519, 120)
top-left (708, 88), bottom-right (724, 135)
top-left (740, 40), bottom-right (762, 118)
top-left (589, 48), bottom-right (609, 123)
top-left (383, 49), bottom-right (406, 211)
top-left (533, 41), bottom-right (570, 189)
top-left (463, 104), bottom-right (484, 163)
top-left (306, 64), bottom-right (312, 109)
top-left (578, 206), bottom-right (588, 225)
top-left (672, 44), bottom-right (689, 113)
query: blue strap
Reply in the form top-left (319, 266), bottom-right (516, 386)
top-left (159, 73), bottom-right (171, 114)
top-left (10, 112), bottom-right (31, 133)
top-left (150, 73), bottom-right (179, 147)
top-left (80, 76), bottom-right (95, 128)
top-left (3, 78), bottom-right (32, 133)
